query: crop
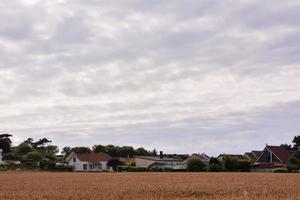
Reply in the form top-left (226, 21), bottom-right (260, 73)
top-left (0, 172), bottom-right (299, 200)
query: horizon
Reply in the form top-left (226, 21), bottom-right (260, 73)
top-left (1, 0), bottom-right (300, 157)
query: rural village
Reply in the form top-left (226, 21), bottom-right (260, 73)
top-left (1, 134), bottom-right (299, 173)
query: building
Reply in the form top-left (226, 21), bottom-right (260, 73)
top-left (244, 151), bottom-right (262, 163)
top-left (135, 152), bottom-right (183, 170)
top-left (66, 152), bottom-right (112, 172)
top-left (251, 145), bottom-right (290, 172)
top-left (217, 154), bottom-right (249, 161)
top-left (182, 153), bottom-right (210, 168)
top-left (0, 149), bottom-right (3, 164)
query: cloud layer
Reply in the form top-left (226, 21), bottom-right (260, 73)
top-left (1, 0), bottom-right (300, 155)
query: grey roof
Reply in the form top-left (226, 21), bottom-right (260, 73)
top-left (134, 156), bottom-right (182, 162)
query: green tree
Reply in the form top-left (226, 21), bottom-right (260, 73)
top-left (25, 152), bottom-right (44, 162)
top-left (222, 156), bottom-right (238, 172)
top-left (0, 134), bottom-right (12, 153)
top-left (61, 146), bottom-right (71, 156)
top-left (93, 145), bottom-right (106, 153)
top-left (208, 157), bottom-right (222, 172)
top-left (71, 147), bottom-right (91, 154)
top-left (237, 160), bottom-right (251, 172)
top-left (16, 143), bottom-right (34, 155)
top-left (187, 159), bottom-right (207, 172)
top-left (135, 147), bottom-right (150, 156)
top-left (292, 135), bottom-right (300, 150)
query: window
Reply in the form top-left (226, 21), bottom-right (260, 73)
top-left (73, 157), bottom-right (76, 162)
top-left (83, 164), bottom-right (88, 170)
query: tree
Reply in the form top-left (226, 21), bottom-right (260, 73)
top-left (292, 135), bottom-right (300, 150)
top-left (186, 159), bottom-right (207, 172)
top-left (61, 146), bottom-right (72, 156)
top-left (288, 151), bottom-right (300, 172)
top-left (135, 147), bottom-right (150, 156)
top-left (0, 134), bottom-right (12, 153)
top-left (222, 156), bottom-right (238, 172)
top-left (93, 145), bottom-right (106, 153)
top-left (16, 143), bottom-right (34, 155)
top-left (43, 145), bottom-right (59, 155)
top-left (71, 147), bottom-right (91, 154)
top-left (25, 152), bottom-right (44, 162)
top-left (208, 157), bottom-right (222, 172)
top-left (237, 160), bottom-right (251, 172)
top-left (281, 144), bottom-right (293, 151)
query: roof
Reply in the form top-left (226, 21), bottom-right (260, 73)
top-left (251, 151), bottom-right (262, 158)
top-left (218, 154), bottom-right (249, 161)
top-left (76, 153), bottom-right (112, 164)
top-left (183, 153), bottom-right (210, 164)
top-left (266, 146), bottom-right (290, 163)
top-left (135, 156), bottom-right (182, 162)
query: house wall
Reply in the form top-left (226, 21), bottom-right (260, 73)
top-left (67, 154), bottom-right (109, 171)
top-left (257, 149), bottom-right (281, 163)
top-left (68, 154), bottom-right (89, 171)
top-left (0, 149), bottom-right (3, 164)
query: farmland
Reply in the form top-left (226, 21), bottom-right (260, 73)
top-left (0, 172), bottom-right (299, 200)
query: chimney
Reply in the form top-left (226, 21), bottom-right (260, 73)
top-left (159, 151), bottom-right (163, 159)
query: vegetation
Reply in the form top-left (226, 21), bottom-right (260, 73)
top-left (208, 157), bottom-right (222, 172)
top-left (0, 134), bottom-right (12, 153)
top-left (272, 168), bottom-right (289, 173)
top-left (186, 158), bottom-right (206, 172)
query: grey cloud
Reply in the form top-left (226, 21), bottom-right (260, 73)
top-left (0, 0), bottom-right (299, 154)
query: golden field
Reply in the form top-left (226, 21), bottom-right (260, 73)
top-left (0, 172), bottom-right (299, 200)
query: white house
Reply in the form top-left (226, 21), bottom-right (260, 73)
top-left (183, 153), bottom-right (210, 167)
top-left (66, 152), bottom-right (112, 172)
top-left (135, 154), bottom-right (183, 170)
top-left (0, 149), bottom-right (3, 164)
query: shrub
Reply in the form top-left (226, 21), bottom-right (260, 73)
top-left (272, 168), bottom-right (289, 173)
top-left (3, 152), bottom-right (22, 161)
top-left (209, 157), bottom-right (222, 172)
top-left (127, 167), bottom-right (147, 172)
top-left (237, 160), bottom-right (251, 172)
top-left (222, 156), bottom-right (238, 172)
top-left (187, 159), bottom-right (207, 172)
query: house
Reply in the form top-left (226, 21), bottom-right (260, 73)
top-left (0, 149), bottom-right (3, 164)
top-left (217, 154), bottom-right (249, 161)
top-left (251, 145), bottom-right (290, 172)
top-left (66, 152), bottom-right (112, 172)
top-left (244, 151), bottom-right (262, 163)
top-left (135, 152), bottom-right (183, 170)
top-left (182, 153), bottom-right (210, 168)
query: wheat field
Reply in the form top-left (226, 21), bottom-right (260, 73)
top-left (0, 172), bottom-right (299, 200)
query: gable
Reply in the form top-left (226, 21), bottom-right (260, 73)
top-left (256, 147), bottom-right (285, 163)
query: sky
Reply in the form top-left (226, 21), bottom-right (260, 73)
top-left (0, 0), bottom-right (300, 156)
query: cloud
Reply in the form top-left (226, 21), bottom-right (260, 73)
top-left (0, 0), bottom-right (299, 155)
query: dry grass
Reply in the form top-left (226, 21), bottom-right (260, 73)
top-left (0, 172), bottom-right (299, 200)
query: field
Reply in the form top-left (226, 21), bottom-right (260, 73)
top-left (0, 172), bottom-right (299, 200)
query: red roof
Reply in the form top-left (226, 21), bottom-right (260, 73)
top-left (77, 153), bottom-right (112, 164)
top-left (267, 146), bottom-right (290, 163)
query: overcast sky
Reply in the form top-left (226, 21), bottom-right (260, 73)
top-left (1, 0), bottom-right (300, 155)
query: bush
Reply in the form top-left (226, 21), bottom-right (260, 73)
top-left (187, 159), bottom-right (207, 172)
top-left (208, 157), bottom-right (222, 172)
top-left (272, 168), bottom-right (289, 173)
top-left (222, 156), bottom-right (238, 172)
top-left (3, 152), bottom-right (22, 161)
top-left (127, 167), bottom-right (147, 172)
top-left (237, 160), bottom-right (251, 172)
